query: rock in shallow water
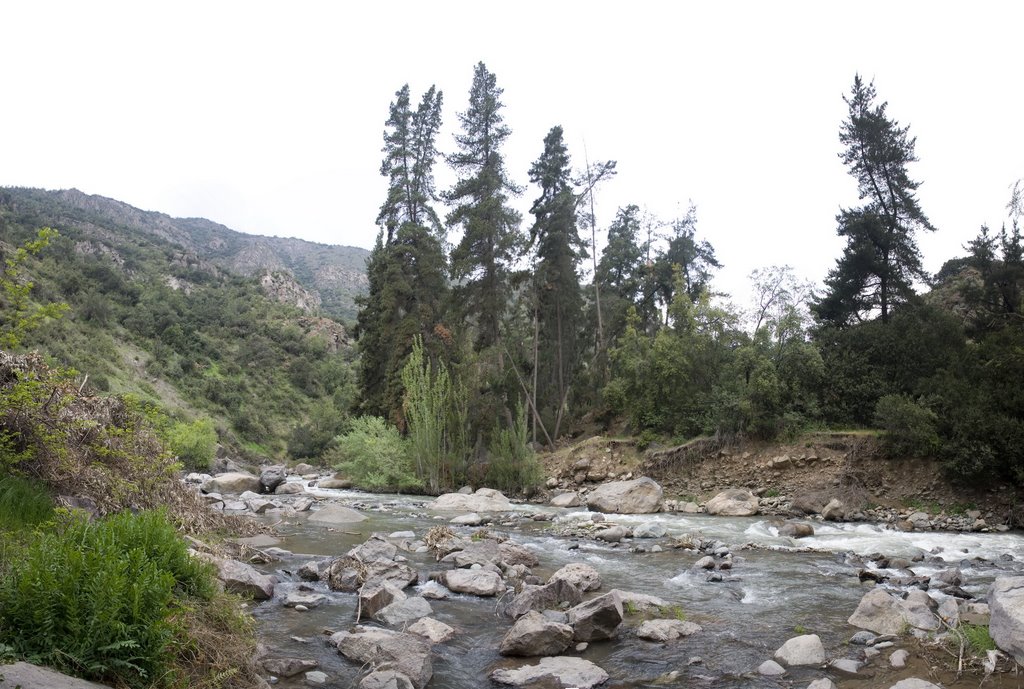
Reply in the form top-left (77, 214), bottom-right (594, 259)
top-left (774, 634), bottom-right (825, 666)
top-left (586, 477), bottom-right (663, 514)
top-left (499, 610), bottom-right (574, 657)
top-left (490, 656), bottom-right (609, 689)
top-left (331, 626), bottom-right (432, 689)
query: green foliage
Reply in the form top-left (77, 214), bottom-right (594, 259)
top-left (957, 623), bottom-right (997, 654)
top-left (166, 418), bottom-right (218, 472)
top-left (326, 416), bottom-right (420, 492)
top-left (0, 474), bottom-right (53, 531)
top-left (874, 394), bottom-right (940, 458)
top-left (485, 403), bottom-right (542, 495)
top-left (0, 227), bottom-right (69, 349)
top-left (401, 336), bottom-right (469, 492)
top-left (0, 510), bottom-right (216, 688)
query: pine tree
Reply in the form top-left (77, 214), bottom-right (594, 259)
top-left (357, 85), bottom-right (449, 421)
top-left (446, 62), bottom-right (523, 351)
top-left (596, 204), bottom-right (645, 346)
top-left (815, 75), bottom-right (935, 325)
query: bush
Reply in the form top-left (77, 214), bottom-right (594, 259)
top-left (873, 394), bottom-right (940, 458)
top-left (0, 510), bottom-right (216, 688)
top-left (167, 418), bottom-right (218, 472)
top-left (0, 474), bottom-right (53, 531)
top-left (325, 416), bottom-right (419, 492)
top-left (485, 404), bottom-right (542, 495)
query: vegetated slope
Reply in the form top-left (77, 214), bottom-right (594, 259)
top-left (0, 187), bottom-right (358, 460)
top-left (1, 187), bottom-right (370, 320)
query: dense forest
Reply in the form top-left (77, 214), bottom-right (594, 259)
top-left (1, 65), bottom-right (1022, 494)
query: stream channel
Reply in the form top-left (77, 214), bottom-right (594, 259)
top-left (243, 480), bottom-right (1024, 689)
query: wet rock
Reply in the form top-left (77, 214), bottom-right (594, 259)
top-left (829, 658), bottom-right (863, 676)
top-left (330, 626), bottom-right (432, 689)
top-left (821, 499), bottom-right (847, 521)
top-left (705, 488), bottom-right (759, 516)
top-left (758, 660), bottom-right (786, 676)
top-left (586, 477), bottom-right (663, 514)
top-left (246, 497), bottom-right (276, 514)
top-left (349, 536), bottom-right (399, 563)
top-left (450, 512), bottom-right (483, 526)
top-left (500, 541), bottom-right (540, 567)
top-left (550, 491), bottom-right (583, 508)
top-left (308, 504), bottom-right (367, 525)
top-left (317, 478), bottom-right (352, 489)
top-left (849, 631), bottom-right (876, 645)
top-left (284, 592), bottom-right (328, 609)
top-left (694, 556), bottom-right (716, 570)
top-left (989, 576), bottom-right (1024, 664)
top-left (275, 482), bottom-right (303, 495)
top-left (595, 525), bottom-right (628, 542)
top-left (440, 569), bottom-right (505, 596)
top-left (499, 610), bottom-right (574, 656)
top-left (196, 554), bottom-right (275, 599)
top-left (430, 488), bottom-right (513, 512)
top-left (260, 465), bottom-right (287, 492)
top-left (806, 680), bottom-right (837, 689)
top-left (779, 521), bottom-right (815, 538)
top-left (567, 591), bottom-right (624, 641)
top-left (774, 634), bottom-right (825, 666)
top-left (328, 556), bottom-right (417, 593)
top-left (297, 560), bottom-right (324, 582)
top-left (359, 670), bottom-right (414, 689)
top-left (442, 539), bottom-right (499, 567)
top-left (611, 589), bottom-right (667, 612)
top-left (633, 522), bottom-right (668, 538)
top-left (261, 657), bottom-right (318, 678)
top-left (358, 581), bottom-right (407, 620)
top-left (202, 472), bottom-right (261, 495)
top-left (406, 617), bottom-right (455, 644)
top-left (490, 656), bottom-right (609, 689)
top-left (848, 588), bottom-right (908, 635)
top-left (889, 649), bottom-right (909, 668)
top-left (636, 619), bottom-right (701, 641)
top-left (418, 580), bottom-right (451, 600)
top-left (375, 597), bottom-right (433, 626)
top-left (549, 563), bottom-right (602, 592)
top-left (889, 680), bottom-right (941, 689)
top-left (292, 497), bottom-right (314, 512)
top-left (305, 670), bottom-right (328, 685)
top-left (504, 579), bottom-right (583, 618)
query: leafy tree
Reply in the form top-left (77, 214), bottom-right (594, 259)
top-left (815, 75), bottom-right (935, 325)
top-left (446, 62), bottom-right (524, 351)
top-left (0, 227), bottom-right (68, 348)
top-left (650, 205), bottom-right (720, 319)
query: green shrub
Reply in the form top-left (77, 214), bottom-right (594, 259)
top-left (485, 403), bottom-right (542, 495)
top-left (959, 623), bottom-right (997, 654)
top-left (873, 394), bottom-right (940, 458)
top-left (0, 510), bottom-right (215, 687)
top-left (325, 416), bottom-right (420, 492)
top-left (0, 474), bottom-right (53, 531)
top-left (166, 418), bottom-right (218, 472)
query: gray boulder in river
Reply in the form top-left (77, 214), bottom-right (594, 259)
top-left (490, 656), bottom-right (609, 689)
top-left (586, 477), bottom-right (663, 514)
top-left (705, 488), bottom-right (759, 516)
top-left (499, 610), bottom-right (574, 656)
top-left (989, 576), bottom-right (1024, 664)
top-left (331, 626), bottom-right (432, 689)
top-left (430, 487), bottom-right (513, 512)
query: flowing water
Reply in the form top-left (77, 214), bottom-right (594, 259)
top-left (245, 485), bottom-right (1024, 688)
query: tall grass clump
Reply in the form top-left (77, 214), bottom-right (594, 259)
top-left (0, 473), bottom-right (53, 531)
top-left (486, 402), bottom-right (542, 495)
top-left (0, 509), bottom-right (216, 688)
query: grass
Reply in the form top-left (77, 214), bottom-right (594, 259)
top-left (959, 624), bottom-right (997, 654)
top-left (0, 474), bottom-right (53, 531)
top-left (657, 604), bottom-right (686, 621)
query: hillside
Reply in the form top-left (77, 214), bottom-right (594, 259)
top-left (0, 187), bottom-right (370, 320)
top-left (0, 187), bottom-right (362, 460)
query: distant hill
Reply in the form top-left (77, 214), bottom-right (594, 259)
top-left (0, 187), bottom-right (369, 320)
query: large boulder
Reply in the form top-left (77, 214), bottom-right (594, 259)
top-left (196, 554), bottom-right (275, 599)
top-left (989, 576), bottom-right (1024, 664)
top-left (566, 590), bottom-right (624, 641)
top-left (848, 588), bottom-right (913, 635)
top-left (406, 617), bottom-right (456, 644)
top-left (586, 477), bottom-right (663, 514)
top-left (260, 465), bottom-right (287, 492)
top-left (375, 597), bottom-right (433, 626)
top-left (636, 619), bottom-right (701, 642)
top-left (439, 569), bottom-right (505, 596)
top-left (550, 491), bottom-right (582, 508)
top-left (705, 488), bottom-right (759, 516)
top-left (774, 634), bottom-right (825, 666)
top-left (490, 657), bottom-right (609, 689)
top-left (548, 562), bottom-right (602, 592)
top-left (308, 504), bottom-right (368, 525)
top-left (499, 611), bottom-right (574, 657)
top-left (504, 579), bottom-right (584, 618)
top-left (330, 626), bottom-right (432, 689)
top-left (0, 662), bottom-right (113, 689)
top-left (778, 521), bottom-right (814, 538)
top-left (328, 556), bottom-right (418, 593)
top-left (261, 657), bottom-right (319, 678)
top-left (430, 488), bottom-right (513, 512)
top-left (359, 671), bottom-right (414, 689)
top-left (358, 581), bottom-right (407, 620)
top-left (349, 536), bottom-right (399, 563)
top-left (201, 472), bottom-right (261, 495)
top-left (441, 539), bottom-right (500, 568)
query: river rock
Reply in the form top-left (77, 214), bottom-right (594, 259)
top-left (505, 579), bottom-right (584, 618)
top-left (757, 660), bottom-right (786, 676)
top-left (807, 680), bottom-right (837, 689)
top-left (450, 512), bottom-right (483, 526)
top-left (550, 491), bottom-right (582, 508)
top-left (406, 617), bottom-right (455, 644)
top-left (274, 481), bottom-right (303, 495)
top-left (901, 589), bottom-right (940, 631)
top-left (889, 680), bottom-right (941, 689)
top-left (774, 634), bottom-right (825, 666)
top-left (500, 541), bottom-right (540, 567)
top-left (317, 478), bottom-right (353, 489)
top-left (586, 477), bottom-right (663, 514)
top-left (260, 465), bottom-right (287, 492)
top-left (779, 521), bottom-right (815, 538)
top-left (490, 656), bottom-right (609, 689)
top-left (0, 662), bottom-right (114, 688)
top-left (284, 592), bottom-right (328, 609)
top-left (705, 489), bottom-right (759, 516)
top-left (196, 554), bottom-right (275, 599)
top-left (261, 657), bottom-right (318, 678)
top-left (430, 488), bottom-right (513, 512)
top-left (693, 555), bottom-right (716, 570)
top-left (329, 556), bottom-right (417, 593)
top-left (331, 626), bottom-right (432, 689)
top-left (500, 610), bottom-right (574, 656)
top-left (848, 588), bottom-right (908, 635)
top-left (636, 619), bottom-right (701, 641)
top-left (595, 525), bottom-right (628, 542)
top-left (611, 589), bottom-right (668, 612)
top-left (359, 670), bottom-right (414, 689)
top-left (297, 560), bottom-right (323, 581)
top-left (349, 536), bottom-right (399, 563)
top-left (989, 576), bottom-right (1024, 664)
top-left (633, 522), bottom-right (668, 538)
top-left (358, 581), bottom-right (407, 620)
top-left (889, 649), bottom-right (909, 668)
top-left (375, 596), bottom-right (433, 626)
top-left (202, 472), bottom-right (261, 495)
top-left (567, 590), bottom-right (624, 641)
top-left (821, 499), bottom-right (847, 521)
top-left (440, 568), bottom-right (505, 596)
top-left (829, 658), bottom-right (863, 676)
top-left (442, 539), bottom-right (499, 567)
top-left (549, 562), bottom-right (602, 592)
top-left (308, 504), bottom-right (367, 525)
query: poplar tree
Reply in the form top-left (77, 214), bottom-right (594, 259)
top-left (446, 62), bottom-right (523, 351)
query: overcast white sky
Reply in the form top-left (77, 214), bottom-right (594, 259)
top-left (3, 1), bottom-right (1022, 302)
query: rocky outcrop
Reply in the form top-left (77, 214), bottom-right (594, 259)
top-left (586, 477), bottom-right (663, 514)
top-left (705, 489), bottom-right (759, 516)
top-left (430, 488), bottom-right (513, 512)
top-left (989, 576), bottom-right (1024, 664)
top-left (490, 656), bottom-right (609, 689)
top-left (499, 611), bottom-right (574, 656)
top-left (330, 626), bottom-right (432, 689)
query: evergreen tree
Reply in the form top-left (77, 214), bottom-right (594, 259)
top-left (595, 204), bottom-right (645, 345)
top-left (357, 85), bottom-right (449, 421)
top-left (815, 75), bottom-right (935, 325)
top-left (446, 62), bottom-right (523, 351)
top-left (650, 205), bottom-right (720, 323)
top-left (528, 126), bottom-right (585, 440)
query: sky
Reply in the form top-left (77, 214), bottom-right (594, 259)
top-left (3, 1), bottom-right (1022, 305)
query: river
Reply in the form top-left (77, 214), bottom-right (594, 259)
top-left (243, 483), bottom-right (1024, 688)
